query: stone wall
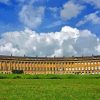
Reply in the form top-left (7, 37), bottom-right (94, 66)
top-left (0, 55), bottom-right (100, 74)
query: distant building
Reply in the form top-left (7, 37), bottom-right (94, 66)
top-left (0, 55), bottom-right (100, 74)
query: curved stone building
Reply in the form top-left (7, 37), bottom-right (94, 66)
top-left (0, 55), bottom-right (100, 74)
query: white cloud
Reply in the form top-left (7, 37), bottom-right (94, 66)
top-left (84, 0), bottom-right (100, 9)
top-left (0, 0), bottom-right (9, 4)
top-left (49, 7), bottom-right (58, 13)
top-left (17, 0), bottom-right (36, 4)
top-left (19, 5), bottom-right (45, 29)
top-left (76, 11), bottom-right (100, 26)
top-left (45, 20), bottom-right (63, 29)
top-left (48, 7), bottom-right (60, 19)
top-left (0, 0), bottom-right (36, 4)
top-left (0, 26), bottom-right (100, 57)
top-left (60, 1), bottom-right (84, 20)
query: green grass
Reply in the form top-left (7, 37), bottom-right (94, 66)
top-left (0, 74), bottom-right (100, 79)
top-left (0, 75), bottom-right (100, 100)
top-left (0, 79), bottom-right (99, 100)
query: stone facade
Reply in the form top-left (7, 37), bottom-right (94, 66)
top-left (0, 55), bottom-right (100, 74)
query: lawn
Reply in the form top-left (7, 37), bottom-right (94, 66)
top-left (0, 77), bottom-right (100, 100)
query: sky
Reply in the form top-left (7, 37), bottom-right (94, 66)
top-left (0, 0), bottom-right (100, 57)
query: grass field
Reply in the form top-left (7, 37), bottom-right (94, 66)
top-left (0, 75), bottom-right (100, 100)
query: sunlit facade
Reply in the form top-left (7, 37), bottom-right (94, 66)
top-left (0, 55), bottom-right (100, 74)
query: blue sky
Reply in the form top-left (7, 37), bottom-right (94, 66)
top-left (0, 0), bottom-right (99, 34)
top-left (0, 0), bottom-right (100, 56)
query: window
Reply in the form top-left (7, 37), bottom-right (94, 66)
top-left (82, 67), bottom-right (84, 70)
top-left (95, 67), bottom-right (97, 70)
top-left (79, 68), bottom-right (80, 70)
top-left (69, 68), bottom-right (71, 71)
top-left (95, 62), bottom-right (97, 64)
top-left (50, 67), bottom-right (52, 71)
top-left (91, 62), bottom-right (93, 64)
top-left (75, 68), bottom-right (77, 70)
top-left (25, 67), bottom-right (27, 71)
top-left (88, 67), bottom-right (90, 70)
top-left (91, 67), bottom-right (94, 70)
top-left (85, 67), bottom-right (87, 70)
top-left (50, 62), bottom-right (52, 64)
top-left (47, 67), bottom-right (49, 71)
top-left (66, 68), bottom-right (68, 70)
top-left (88, 62), bottom-right (90, 65)
top-left (98, 62), bottom-right (100, 64)
top-left (72, 68), bottom-right (74, 71)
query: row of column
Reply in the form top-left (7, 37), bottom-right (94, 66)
top-left (0, 60), bottom-right (100, 74)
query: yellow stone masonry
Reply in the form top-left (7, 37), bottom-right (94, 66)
top-left (0, 55), bottom-right (100, 74)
